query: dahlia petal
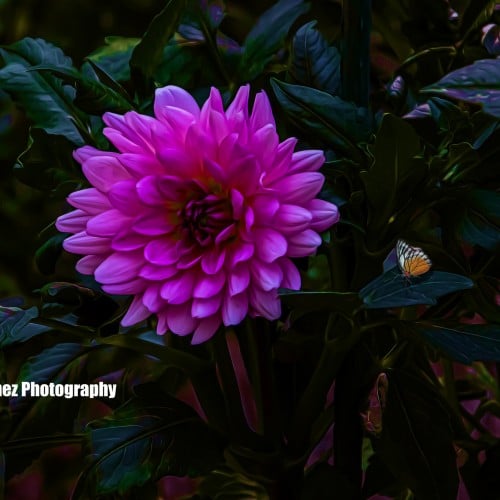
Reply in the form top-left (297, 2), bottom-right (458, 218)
top-left (67, 188), bottom-right (111, 214)
top-left (249, 288), bottom-right (281, 320)
top-left (75, 255), bottom-right (105, 275)
top-left (103, 112), bottom-right (156, 153)
top-left (229, 154), bottom-right (260, 193)
top-left (218, 133), bottom-right (239, 166)
top-left (262, 137), bottom-right (297, 185)
top-left (250, 91), bottom-right (275, 132)
top-left (107, 180), bottom-right (143, 215)
top-left (56, 209), bottom-right (90, 233)
top-left (214, 224), bottom-right (236, 245)
top-left (166, 303), bottom-right (197, 335)
top-left (184, 124), bottom-right (217, 163)
top-left (154, 86), bottom-right (200, 120)
top-left (119, 153), bottom-right (165, 177)
top-left (287, 229), bottom-right (323, 257)
top-left (228, 242), bottom-right (254, 268)
top-left (254, 228), bottom-right (287, 263)
top-left (144, 239), bottom-right (178, 265)
top-left (157, 147), bottom-right (199, 177)
top-left (252, 124), bottom-right (278, 159)
top-left (251, 195), bottom-right (280, 222)
top-left (222, 291), bottom-right (248, 326)
top-left (228, 263), bottom-right (250, 296)
top-left (83, 156), bottom-right (132, 193)
top-left (121, 295), bottom-right (150, 326)
top-left (161, 106), bottom-right (197, 138)
top-left (201, 247), bottom-right (226, 275)
top-left (103, 278), bottom-right (146, 295)
top-left (133, 212), bottom-right (176, 236)
top-left (160, 271), bottom-right (196, 304)
top-left (86, 209), bottom-right (131, 237)
top-left (203, 158), bottom-right (227, 183)
top-left (251, 260), bottom-right (283, 291)
top-left (203, 87), bottom-right (224, 114)
top-left (74, 146), bottom-right (118, 164)
top-left (63, 232), bottom-right (110, 254)
top-left (139, 263), bottom-right (178, 281)
top-left (289, 150), bottom-right (325, 173)
top-left (269, 172), bottom-right (324, 203)
top-left (103, 128), bottom-right (144, 154)
top-left (95, 252), bottom-right (143, 284)
top-left (274, 204), bottom-right (312, 233)
top-left (136, 175), bottom-right (168, 206)
top-left (192, 294), bottom-right (222, 318)
top-left (191, 315), bottom-right (221, 344)
top-left (176, 252), bottom-right (202, 270)
top-left (226, 84), bottom-right (249, 120)
top-left (230, 189), bottom-right (244, 219)
top-left (157, 312), bottom-right (169, 335)
top-left (143, 284), bottom-right (163, 312)
top-left (193, 271), bottom-right (226, 298)
top-left (307, 199), bottom-right (340, 231)
top-left (111, 232), bottom-right (147, 251)
top-left (279, 258), bottom-right (301, 289)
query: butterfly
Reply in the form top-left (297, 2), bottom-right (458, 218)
top-left (396, 239), bottom-right (432, 278)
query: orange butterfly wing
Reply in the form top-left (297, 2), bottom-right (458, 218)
top-left (396, 240), bottom-right (432, 277)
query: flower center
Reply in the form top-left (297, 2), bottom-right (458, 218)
top-left (182, 193), bottom-right (235, 247)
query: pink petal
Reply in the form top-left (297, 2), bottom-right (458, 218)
top-left (229, 154), bottom-right (260, 193)
top-left (121, 295), bottom-right (150, 326)
top-left (156, 146), bottom-right (199, 178)
top-left (230, 189), bottom-right (244, 219)
top-left (251, 195), bottom-right (280, 222)
top-left (104, 128), bottom-right (144, 154)
top-left (228, 263), bottom-right (250, 296)
top-left (222, 291), bottom-right (248, 325)
top-left (226, 85), bottom-right (249, 120)
top-left (74, 146), bottom-right (117, 164)
top-left (63, 232), bottom-right (110, 254)
top-left (201, 247), bottom-right (226, 275)
top-left (249, 90), bottom-right (275, 132)
top-left (144, 239), bottom-right (178, 265)
top-left (254, 228), bottom-right (287, 263)
top-left (136, 175), bottom-right (168, 206)
top-left (215, 224), bottom-right (237, 245)
top-left (133, 212), bottom-right (176, 236)
top-left (111, 231), bottom-right (147, 251)
top-left (160, 271), bottom-right (196, 304)
top-left (154, 86), bottom-right (200, 120)
top-left (252, 124), bottom-right (278, 160)
top-left (192, 294), bottom-right (222, 318)
top-left (191, 315), bottom-right (221, 344)
top-left (75, 255), bottom-right (105, 275)
top-left (94, 252), bottom-right (143, 284)
top-left (166, 303), bottom-right (197, 335)
top-left (227, 242), bottom-right (254, 268)
top-left (67, 188), bottom-right (111, 214)
top-left (274, 204), bottom-right (312, 233)
top-left (86, 210), bottom-right (131, 237)
top-left (279, 258), bottom-right (301, 289)
top-left (249, 288), bottom-right (281, 320)
top-left (102, 278), bottom-right (146, 295)
top-left (251, 260), bottom-right (283, 291)
top-left (270, 172), bottom-right (324, 203)
top-left (143, 284), bottom-right (163, 312)
top-left (160, 106), bottom-right (197, 140)
top-left (307, 199), bottom-right (340, 232)
top-left (56, 209), bottom-right (90, 233)
top-left (119, 153), bottom-right (165, 177)
top-left (107, 180), bottom-right (143, 215)
top-left (83, 156), bottom-right (132, 192)
top-left (287, 230), bottom-right (322, 257)
top-left (261, 137), bottom-right (297, 185)
top-left (289, 150), bottom-right (325, 174)
top-left (193, 271), bottom-right (226, 298)
top-left (139, 263), bottom-right (178, 281)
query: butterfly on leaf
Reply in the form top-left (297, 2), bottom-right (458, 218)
top-left (396, 239), bottom-right (432, 278)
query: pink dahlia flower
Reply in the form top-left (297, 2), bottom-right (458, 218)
top-left (56, 85), bottom-right (339, 343)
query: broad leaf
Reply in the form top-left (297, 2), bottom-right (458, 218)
top-left (360, 268), bottom-right (474, 309)
top-left (290, 21), bottom-right (341, 94)
top-left (241, 0), bottom-right (310, 80)
top-left (422, 59), bottom-right (500, 119)
top-left (0, 306), bottom-right (46, 347)
top-left (270, 78), bottom-right (371, 158)
top-left (416, 323), bottom-right (500, 364)
top-left (0, 38), bottom-right (84, 144)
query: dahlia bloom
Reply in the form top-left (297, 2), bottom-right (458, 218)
top-left (56, 85), bottom-right (339, 343)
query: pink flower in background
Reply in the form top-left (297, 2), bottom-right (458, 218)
top-left (56, 85), bottom-right (338, 343)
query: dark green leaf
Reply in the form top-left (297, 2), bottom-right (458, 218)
top-left (241, 0), bottom-right (310, 80)
top-left (0, 306), bottom-right (45, 348)
top-left (270, 78), bottom-right (371, 158)
top-left (35, 233), bottom-right (69, 275)
top-left (422, 59), bottom-right (500, 119)
top-left (361, 114), bottom-right (425, 232)
top-left (374, 368), bottom-right (458, 500)
top-left (0, 37), bottom-right (84, 144)
top-left (87, 36), bottom-right (140, 82)
top-left (459, 0), bottom-right (497, 41)
top-left (14, 128), bottom-right (79, 192)
top-left (360, 267), bottom-right (474, 309)
top-left (290, 21), bottom-right (341, 94)
top-left (279, 289), bottom-right (361, 315)
top-left (416, 323), bottom-right (500, 364)
top-left (459, 189), bottom-right (500, 251)
top-left (130, 0), bottom-right (186, 86)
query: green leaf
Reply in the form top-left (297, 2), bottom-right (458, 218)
top-left (270, 78), bottom-right (371, 158)
top-left (74, 385), bottom-right (224, 497)
top-left (374, 368), bottom-right (458, 500)
top-left (279, 290), bottom-right (361, 315)
top-left (0, 37), bottom-right (84, 144)
top-left (14, 128), bottom-right (79, 192)
top-left (361, 114), bottom-right (426, 233)
top-left (422, 59), bottom-right (500, 119)
top-left (0, 306), bottom-right (46, 348)
top-left (130, 0), bottom-right (187, 87)
top-left (241, 0), bottom-right (310, 80)
top-left (459, 189), bottom-right (500, 251)
top-left (290, 21), bottom-right (341, 94)
top-left (416, 323), bottom-right (500, 364)
top-left (199, 468), bottom-right (269, 499)
top-left (459, 0), bottom-right (497, 41)
top-left (360, 267), bottom-right (474, 309)
top-left (35, 233), bottom-right (69, 275)
top-left (87, 36), bottom-right (140, 82)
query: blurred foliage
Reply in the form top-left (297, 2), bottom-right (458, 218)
top-left (0, 0), bottom-right (498, 499)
